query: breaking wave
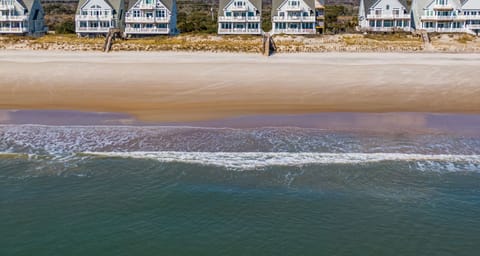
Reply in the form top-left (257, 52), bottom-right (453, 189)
top-left (80, 151), bottom-right (480, 171)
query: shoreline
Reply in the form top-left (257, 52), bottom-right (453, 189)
top-left (2, 110), bottom-right (480, 136)
top-left (1, 51), bottom-right (480, 122)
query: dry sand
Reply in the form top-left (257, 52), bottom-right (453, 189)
top-left (1, 51), bottom-right (480, 122)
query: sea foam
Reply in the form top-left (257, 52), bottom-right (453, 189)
top-left (80, 151), bottom-right (480, 171)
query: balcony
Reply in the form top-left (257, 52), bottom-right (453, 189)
top-left (218, 16), bottom-right (261, 22)
top-left (218, 28), bottom-right (262, 34)
top-left (420, 15), bottom-right (463, 21)
top-left (137, 3), bottom-right (156, 9)
top-left (125, 27), bottom-right (169, 34)
top-left (125, 16), bottom-right (170, 23)
top-left (284, 5), bottom-right (302, 11)
top-left (0, 15), bottom-right (28, 21)
top-left (0, 3), bottom-right (15, 10)
top-left (366, 26), bottom-right (412, 32)
top-left (273, 16), bottom-right (315, 22)
top-left (229, 6), bottom-right (248, 11)
top-left (75, 15), bottom-right (114, 21)
top-left (76, 26), bottom-right (111, 33)
top-left (466, 24), bottom-right (480, 29)
top-left (459, 14), bottom-right (480, 20)
top-left (424, 27), bottom-right (466, 33)
top-left (366, 14), bottom-right (410, 20)
top-left (0, 27), bottom-right (28, 33)
top-left (272, 28), bottom-right (316, 34)
top-left (432, 5), bottom-right (454, 10)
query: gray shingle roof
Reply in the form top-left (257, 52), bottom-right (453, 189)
top-left (18, 0), bottom-right (36, 10)
top-left (218, 0), bottom-right (262, 16)
top-left (76, 0), bottom-right (124, 14)
top-left (271, 0), bottom-right (316, 17)
top-left (127, 0), bottom-right (174, 11)
top-left (362, 0), bottom-right (410, 11)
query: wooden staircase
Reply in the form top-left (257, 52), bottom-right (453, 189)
top-left (262, 33), bottom-right (277, 56)
top-left (104, 28), bottom-right (121, 52)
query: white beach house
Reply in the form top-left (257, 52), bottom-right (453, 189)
top-left (358, 0), bottom-right (411, 32)
top-left (75, 0), bottom-right (125, 36)
top-left (124, 0), bottom-right (177, 37)
top-left (271, 0), bottom-right (317, 34)
top-left (0, 0), bottom-right (46, 36)
top-left (461, 0), bottom-right (480, 35)
top-left (217, 0), bottom-right (262, 35)
top-left (412, 0), bottom-right (465, 33)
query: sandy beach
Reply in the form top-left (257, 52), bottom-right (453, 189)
top-left (1, 51), bottom-right (480, 122)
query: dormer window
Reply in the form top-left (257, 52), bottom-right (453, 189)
top-left (234, 1), bottom-right (245, 7)
top-left (289, 1), bottom-right (299, 6)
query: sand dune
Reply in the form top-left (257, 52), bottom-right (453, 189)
top-left (1, 51), bottom-right (480, 122)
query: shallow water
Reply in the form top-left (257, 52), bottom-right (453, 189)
top-left (1, 123), bottom-right (480, 255)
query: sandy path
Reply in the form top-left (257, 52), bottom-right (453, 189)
top-left (1, 51), bottom-right (480, 122)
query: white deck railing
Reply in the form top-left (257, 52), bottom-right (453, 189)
top-left (0, 27), bottom-right (28, 33)
top-left (366, 26), bottom-right (412, 32)
top-left (125, 16), bottom-right (170, 23)
top-left (432, 4), bottom-right (454, 10)
top-left (0, 15), bottom-right (28, 21)
top-left (466, 24), bottom-right (480, 29)
top-left (76, 27), bottom-right (111, 33)
top-left (423, 27), bottom-right (466, 33)
top-left (124, 27), bottom-right (169, 34)
top-left (218, 28), bottom-right (262, 34)
top-left (218, 16), bottom-right (261, 22)
top-left (420, 15), bottom-right (463, 21)
top-left (75, 15), bottom-right (114, 21)
top-left (272, 28), bottom-right (316, 34)
top-left (273, 16), bottom-right (315, 22)
top-left (366, 14), bottom-right (410, 20)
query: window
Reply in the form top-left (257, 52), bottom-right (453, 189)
top-left (386, 5), bottom-right (390, 10)
top-left (375, 9), bottom-right (382, 16)
top-left (156, 10), bottom-right (165, 18)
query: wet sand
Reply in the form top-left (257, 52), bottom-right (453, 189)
top-left (1, 51), bottom-right (480, 122)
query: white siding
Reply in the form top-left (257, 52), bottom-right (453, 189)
top-left (272, 0), bottom-right (316, 34)
top-left (218, 0), bottom-right (261, 35)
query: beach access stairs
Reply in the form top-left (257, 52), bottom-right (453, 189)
top-left (262, 33), bottom-right (277, 56)
top-left (104, 28), bottom-right (122, 52)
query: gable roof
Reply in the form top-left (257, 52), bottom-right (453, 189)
top-left (76, 0), bottom-right (124, 14)
top-left (218, 0), bottom-right (262, 16)
top-left (315, 0), bottom-right (325, 7)
top-left (127, 0), bottom-right (174, 11)
top-left (362, 0), bottom-right (410, 11)
top-left (17, 0), bottom-right (36, 11)
top-left (272, 0), bottom-right (315, 15)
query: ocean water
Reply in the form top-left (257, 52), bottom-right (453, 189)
top-left (1, 125), bottom-right (480, 255)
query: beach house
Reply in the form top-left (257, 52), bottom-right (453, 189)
top-left (124, 0), bottom-right (177, 37)
top-left (411, 0), bottom-right (464, 33)
top-left (315, 0), bottom-right (325, 34)
top-left (75, 0), bottom-right (125, 36)
top-left (217, 0), bottom-right (262, 34)
top-left (0, 0), bottom-right (46, 36)
top-left (271, 0), bottom-right (317, 34)
top-left (358, 0), bottom-right (411, 32)
top-left (461, 0), bottom-right (480, 35)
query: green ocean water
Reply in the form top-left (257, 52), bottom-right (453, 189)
top-left (1, 125), bottom-right (480, 255)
